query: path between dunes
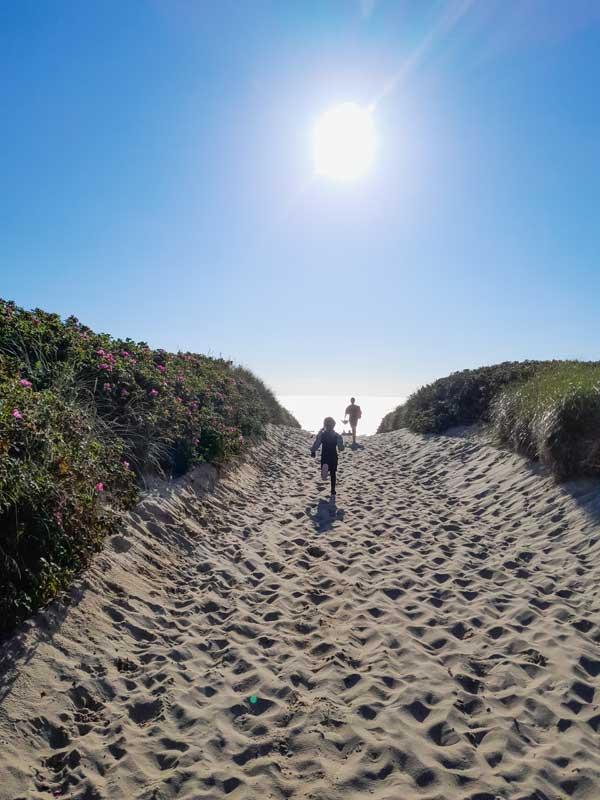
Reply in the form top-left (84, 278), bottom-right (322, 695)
top-left (1, 426), bottom-right (600, 800)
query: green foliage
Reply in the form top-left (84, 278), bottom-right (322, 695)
top-left (492, 362), bottom-right (600, 480)
top-left (0, 299), bottom-right (298, 632)
top-left (378, 361), bottom-right (543, 434)
top-left (377, 359), bottom-right (600, 481)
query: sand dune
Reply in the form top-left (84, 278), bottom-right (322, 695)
top-left (1, 426), bottom-right (600, 800)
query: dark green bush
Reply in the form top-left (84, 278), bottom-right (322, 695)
top-left (0, 299), bottom-right (298, 632)
top-left (378, 361), bottom-right (543, 434)
top-left (377, 359), bottom-right (600, 481)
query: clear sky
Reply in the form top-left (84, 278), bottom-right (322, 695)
top-left (2, 1), bottom-right (599, 396)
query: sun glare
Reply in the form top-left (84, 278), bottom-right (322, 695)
top-left (312, 102), bottom-right (376, 181)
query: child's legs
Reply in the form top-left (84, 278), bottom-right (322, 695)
top-left (330, 465), bottom-right (337, 494)
top-left (351, 423), bottom-right (357, 443)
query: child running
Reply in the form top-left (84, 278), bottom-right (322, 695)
top-left (310, 416), bottom-right (345, 499)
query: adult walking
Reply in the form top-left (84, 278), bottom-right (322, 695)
top-left (343, 397), bottom-right (362, 445)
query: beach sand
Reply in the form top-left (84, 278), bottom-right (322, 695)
top-left (1, 426), bottom-right (599, 800)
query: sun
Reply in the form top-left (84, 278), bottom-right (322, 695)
top-left (312, 102), bottom-right (376, 181)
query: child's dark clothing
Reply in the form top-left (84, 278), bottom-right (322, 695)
top-left (311, 428), bottom-right (344, 494)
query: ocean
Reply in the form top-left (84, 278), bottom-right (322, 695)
top-left (277, 395), bottom-right (406, 436)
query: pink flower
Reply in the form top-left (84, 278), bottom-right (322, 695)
top-left (96, 349), bottom-right (106, 356)
top-left (95, 482), bottom-right (104, 492)
top-left (53, 510), bottom-right (63, 527)
top-left (120, 388), bottom-right (129, 398)
top-left (19, 379), bottom-right (32, 388)
top-left (99, 363), bottom-right (112, 371)
top-left (156, 364), bottom-right (166, 373)
top-left (122, 461), bottom-right (130, 470)
top-left (192, 437), bottom-right (199, 445)
top-left (121, 350), bottom-right (130, 358)
top-left (103, 382), bottom-right (112, 392)
top-left (149, 388), bottom-right (159, 397)
top-left (11, 408), bottom-right (22, 419)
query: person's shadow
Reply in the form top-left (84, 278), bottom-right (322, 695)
top-left (350, 442), bottom-right (364, 451)
top-left (310, 499), bottom-right (344, 533)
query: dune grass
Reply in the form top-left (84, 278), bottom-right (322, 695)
top-left (378, 360), bottom-right (600, 481)
top-left (492, 362), bottom-right (600, 480)
top-left (377, 361), bottom-right (542, 434)
top-left (0, 299), bottom-right (298, 632)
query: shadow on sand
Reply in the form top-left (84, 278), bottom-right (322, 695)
top-left (444, 426), bottom-right (600, 527)
top-left (310, 499), bottom-right (344, 533)
top-left (562, 477), bottom-right (600, 528)
top-left (0, 584), bottom-right (86, 705)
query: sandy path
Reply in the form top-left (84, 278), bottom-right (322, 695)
top-left (1, 426), bottom-right (600, 800)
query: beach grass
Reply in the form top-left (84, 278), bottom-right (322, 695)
top-left (492, 361), bottom-right (600, 480)
top-left (378, 359), bottom-right (600, 481)
top-left (377, 361), bottom-right (542, 434)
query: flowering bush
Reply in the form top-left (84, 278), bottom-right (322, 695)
top-left (0, 299), bottom-right (298, 632)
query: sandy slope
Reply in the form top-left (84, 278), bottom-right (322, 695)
top-left (1, 426), bottom-right (600, 800)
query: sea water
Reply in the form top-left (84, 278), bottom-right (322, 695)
top-left (277, 395), bottom-right (406, 436)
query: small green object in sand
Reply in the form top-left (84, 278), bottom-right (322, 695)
top-left (249, 695), bottom-right (258, 705)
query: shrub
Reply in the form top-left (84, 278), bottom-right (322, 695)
top-left (377, 361), bottom-right (543, 434)
top-left (377, 359), bottom-right (600, 481)
top-left (0, 377), bottom-right (136, 629)
top-left (0, 299), bottom-right (299, 632)
top-left (492, 362), bottom-right (600, 480)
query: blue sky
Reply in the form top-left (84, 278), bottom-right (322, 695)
top-left (2, 0), bottom-right (599, 395)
